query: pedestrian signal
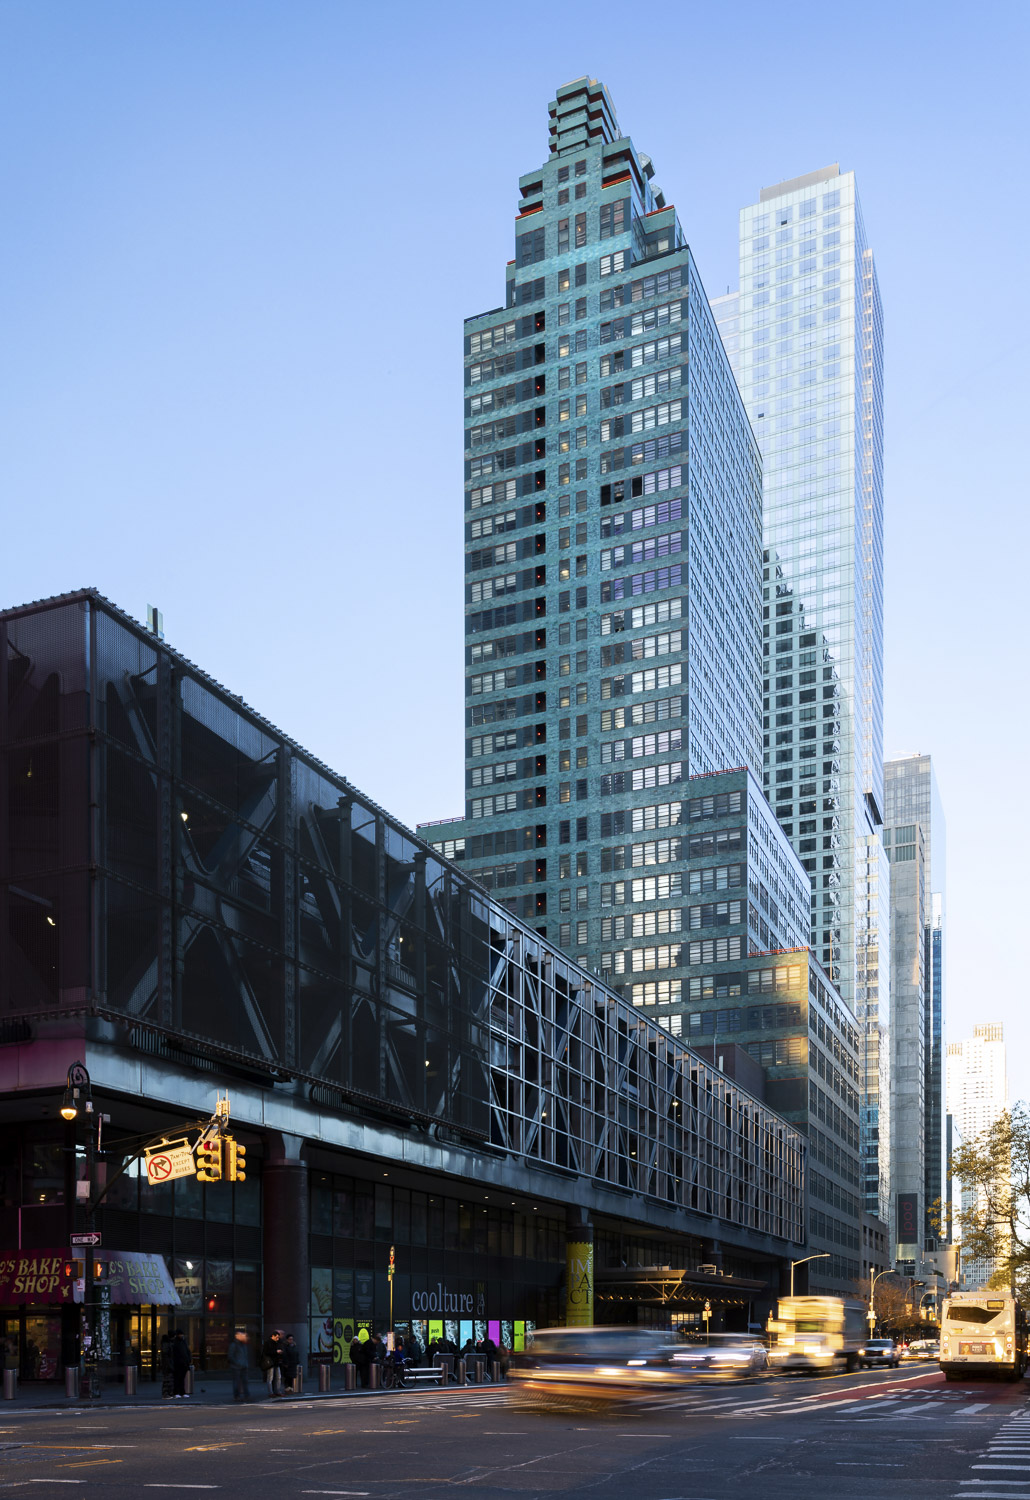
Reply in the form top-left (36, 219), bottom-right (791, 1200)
top-left (196, 1139), bottom-right (223, 1182)
top-left (224, 1137), bottom-right (246, 1182)
top-left (64, 1259), bottom-right (83, 1280)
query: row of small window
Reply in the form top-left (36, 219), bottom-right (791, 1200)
top-left (599, 264), bottom-right (685, 312)
top-left (599, 299), bottom-right (683, 345)
top-left (599, 761), bottom-right (684, 796)
top-left (601, 936), bottom-right (746, 973)
top-left (600, 528), bottom-right (683, 571)
top-left (516, 200), bottom-right (630, 266)
top-left (601, 726), bottom-right (683, 762)
top-left (600, 562), bottom-right (683, 604)
top-left (600, 693), bottom-right (682, 731)
top-left (601, 596), bottom-right (684, 636)
top-left (601, 662), bottom-right (683, 699)
top-left (600, 902), bottom-right (744, 940)
top-left (600, 398), bottom-right (682, 441)
top-left (602, 364), bottom-right (684, 411)
top-left (599, 330), bottom-right (683, 378)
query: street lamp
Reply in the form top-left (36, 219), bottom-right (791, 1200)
top-left (868, 1266), bottom-right (894, 1334)
top-left (790, 1253), bottom-right (830, 1296)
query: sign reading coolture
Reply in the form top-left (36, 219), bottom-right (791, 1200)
top-left (411, 1281), bottom-right (476, 1314)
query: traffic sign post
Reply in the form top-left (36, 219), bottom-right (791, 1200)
top-left (144, 1140), bottom-right (198, 1186)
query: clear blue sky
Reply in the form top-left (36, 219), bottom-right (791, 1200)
top-left (2, 1), bottom-right (1027, 1092)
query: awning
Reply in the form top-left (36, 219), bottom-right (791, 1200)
top-left (0, 1250), bottom-right (180, 1306)
top-left (595, 1266), bottom-right (768, 1308)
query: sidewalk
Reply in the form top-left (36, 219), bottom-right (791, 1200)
top-left (0, 1374), bottom-right (504, 1413)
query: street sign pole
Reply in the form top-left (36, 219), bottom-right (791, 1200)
top-left (388, 1245), bottom-right (395, 1340)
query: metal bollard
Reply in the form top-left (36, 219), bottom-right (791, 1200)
top-left (124, 1365), bottom-right (138, 1397)
top-left (65, 1366), bottom-right (79, 1399)
top-left (318, 1362), bottom-right (331, 1393)
top-left (184, 1369), bottom-right (195, 1396)
top-left (368, 1362), bottom-right (380, 1391)
top-left (491, 1360), bottom-right (501, 1383)
top-left (293, 1366), bottom-right (304, 1396)
top-left (3, 1370), bottom-right (17, 1401)
top-left (344, 1364), bottom-right (356, 1391)
top-left (456, 1357), bottom-right (466, 1386)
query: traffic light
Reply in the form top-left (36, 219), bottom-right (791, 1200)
top-left (196, 1138), bottom-right (223, 1182)
top-left (64, 1259), bottom-right (83, 1280)
top-left (223, 1137), bottom-right (246, 1182)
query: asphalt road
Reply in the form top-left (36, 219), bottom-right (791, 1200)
top-left (1, 1364), bottom-right (1028, 1498)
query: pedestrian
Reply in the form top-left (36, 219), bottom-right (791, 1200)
top-left (498, 1341), bottom-right (511, 1379)
top-left (261, 1329), bottom-right (283, 1398)
top-left (280, 1334), bottom-right (299, 1396)
top-left (228, 1330), bottom-right (251, 1403)
top-left (403, 1333), bottom-right (418, 1363)
top-left (159, 1333), bottom-right (174, 1399)
top-left (170, 1329), bottom-right (192, 1399)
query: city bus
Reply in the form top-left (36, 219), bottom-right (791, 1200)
top-left (940, 1289), bottom-right (1027, 1381)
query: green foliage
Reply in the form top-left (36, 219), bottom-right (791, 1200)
top-left (950, 1104), bottom-right (1030, 1291)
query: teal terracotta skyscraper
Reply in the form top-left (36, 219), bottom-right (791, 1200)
top-left (421, 79), bottom-right (764, 1002)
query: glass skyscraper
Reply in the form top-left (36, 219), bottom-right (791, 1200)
top-left (884, 754), bottom-right (946, 1261)
top-left (421, 78), bottom-right (764, 983)
top-left (712, 164), bottom-right (889, 1225)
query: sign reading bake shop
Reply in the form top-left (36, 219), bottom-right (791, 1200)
top-left (0, 1250), bottom-right (179, 1306)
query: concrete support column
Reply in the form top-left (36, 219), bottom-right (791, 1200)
top-left (565, 1209), bottom-right (594, 1328)
top-left (262, 1134), bottom-right (309, 1370)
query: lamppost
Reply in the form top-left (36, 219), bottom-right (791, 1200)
top-left (790, 1252), bottom-right (830, 1296)
top-left (868, 1265), bottom-right (893, 1335)
top-left (60, 1062), bottom-right (100, 1395)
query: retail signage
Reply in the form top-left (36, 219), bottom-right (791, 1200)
top-left (897, 1192), bottom-right (919, 1244)
top-left (144, 1140), bottom-right (196, 1185)
top-left (411, 1281), bottom-right (476, 1315)
top-left (70, 1231), bottom-right (102, 1247)
top-left (0, 1250), bottom-right (179, 1306)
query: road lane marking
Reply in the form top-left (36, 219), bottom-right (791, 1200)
top-left (973, 1466), bottom-right (1030, 1472)
top-left (58, 1461), bottom-right (123, 1470)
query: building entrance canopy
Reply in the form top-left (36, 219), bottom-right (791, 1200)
top-left (0, 1251), bottom-right (179, 1306)
top-left (596, 1265), bottom-right (767, 1309)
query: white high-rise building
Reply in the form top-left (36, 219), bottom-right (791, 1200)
top-left (712, 164), bottom-right (889, 1227)
top-left (946, 1023), bottom-right (1008, 1285)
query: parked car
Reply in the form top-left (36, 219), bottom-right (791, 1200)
top-left (861, 1338), bottom-right (900, 1368)
top-left (668, 1334), bottom-right (769, 1379)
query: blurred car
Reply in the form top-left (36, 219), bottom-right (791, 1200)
top-left (510, 1326), bottom-right (683, 1410)
top-left (861, 1338), bottom-right (900, 1368)
top-left (901, 1339), bottom-right (939, 1361)
top-left (668, 1334), bottom-right (768, 1379)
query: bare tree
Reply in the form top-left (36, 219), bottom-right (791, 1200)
top-left (853, 1275), bottom-right (924, 1334)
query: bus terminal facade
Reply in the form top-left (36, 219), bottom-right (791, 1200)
top-left (0, 592), bottom-right (805, 1380)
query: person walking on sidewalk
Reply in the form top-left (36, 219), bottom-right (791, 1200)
top-left (170, 1330), bottom-right (192, 1399)
top-left (280, 1334), bottom-right (299, 1396)
top-left (159, 1333), bottom-right (174, 1399)
top-left (228, 1330), bottom-right (251, 1402)
top-left (261, 1329), bottom-right (283, 1398)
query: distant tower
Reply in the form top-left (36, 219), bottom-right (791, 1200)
top-left (946, 1024), bottom-right (1008, 1285)
top-left (712, 164), bottom-right (889, 1226)
top-left (883, 754), bottom-right (946, 1262)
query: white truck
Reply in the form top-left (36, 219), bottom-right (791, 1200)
top-left (768, 1295), bottom-right (868, 1373)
